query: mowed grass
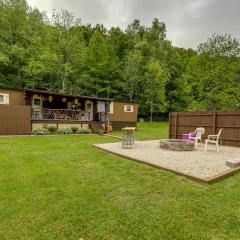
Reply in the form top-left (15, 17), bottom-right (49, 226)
top-left (113, 121), bottom-right (169, 140)
top-left (0, 124), bottom-right (240, 239)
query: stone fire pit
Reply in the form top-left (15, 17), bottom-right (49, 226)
top-left (159, 139), bottom-right (194, 151)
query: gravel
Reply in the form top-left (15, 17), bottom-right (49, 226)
top-left (94, 140), bottom-right (240, 180)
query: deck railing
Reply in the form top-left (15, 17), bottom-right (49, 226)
top-left (32, 108), bottom-right (90, 121)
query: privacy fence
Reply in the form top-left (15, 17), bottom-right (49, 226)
top-left (169, 110), bottom-right (240, 147)
top-left (0, 105), bottom-right (31, 135)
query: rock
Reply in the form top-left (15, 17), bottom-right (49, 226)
top-left (226, 159), bottom-right (240, 168)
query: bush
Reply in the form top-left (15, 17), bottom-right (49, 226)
top-left (71, 127), bottom-right (79, 134)
top-left (77, 128), bottom-right (91, 134)
top-left (32, 128), bottom-right (50, 135)
top-left (57, 128), bottom-right (73, 134)
top-left (47, 126), bottom-right (58, 134)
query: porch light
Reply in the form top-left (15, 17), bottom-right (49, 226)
top-left (48, 96), bottom-right (53, 102)
top-left (74, 98), bottom-right (78, 104)
top-left (62, 97), bottom-right (67, 102)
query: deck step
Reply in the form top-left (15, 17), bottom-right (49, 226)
top-left (90, 122), bottom-right (105, 134)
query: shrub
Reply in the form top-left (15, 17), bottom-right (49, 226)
top-left (47, 126), bottom-right (58, 134)
top-left (57, 128), bottom-right (73, 134)
top-left (71, 127), bottom-right (79, 134)
top-left (32, 128), bottom-right (50, 135)
top-left (98, 128), bottom-right (104, 135)
top-left (77, 128), bottom-right (91, 134)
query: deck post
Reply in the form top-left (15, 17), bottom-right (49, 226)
top-left (105, 102), bottom-right (109, 134)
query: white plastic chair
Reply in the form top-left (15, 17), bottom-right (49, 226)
top-left (204, 129), bottom-right (223, 152)
top-left (189, 127), bottom-right (205, 149)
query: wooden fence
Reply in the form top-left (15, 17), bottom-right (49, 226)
top-left (0, 105), bottom-right (31, 135)
top-left (169, 110), bottom-right (240, 147)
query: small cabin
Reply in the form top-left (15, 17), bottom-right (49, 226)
top-left (0, 87), bottom-right (138, 135)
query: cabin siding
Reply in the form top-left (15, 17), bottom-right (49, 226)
top-left (0, 88), bottom-right (25, 106)
top-left (109, 101), bottom-right (138, 122)
top-left (109, 101), bottom-right (138, 130)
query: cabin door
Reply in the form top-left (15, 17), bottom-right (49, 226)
top-left (97, 101), bottom-right (106, 113)
top-left (85, 100), bottom-right (93, 121)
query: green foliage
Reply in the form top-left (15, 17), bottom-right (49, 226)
top-left (144, 58), bottom-right (169, 121)
top-left (181, 34), bottom-right (240, 111)
top-left (0, 1), bottom-right (239, 117)
top-left (71, 127), bottom-right (79, 134)
top-left (47, 126), bottom-right (58, 134)
top-left (113, 122), bottom-right (169, 140)
top-left (32, 128), bottom-right (50, 135)
top-left (123, 50), bottom-right (143, 102)
top-left (77, 128), bottom-right (91, 134)
top-left (57, 128), bottom-right (73, 134)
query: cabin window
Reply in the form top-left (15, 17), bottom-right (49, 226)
top-left (86, 103), bottom-right (92, 110)
top-left (108, 102), bottom-right (114, 114)
top-left (33, 99), bottom-right (41, 106)
top-left (0, 93), bottom-right (9, 105)
top-left (32, 95), bottom-right (42, 109)
top-left (124, 105), bottom-right (134, 113)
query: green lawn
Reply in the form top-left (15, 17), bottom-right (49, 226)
top-left (113, 121), bottom-right (169, 140)
top-left (1, 123), bottom-right (240, 239)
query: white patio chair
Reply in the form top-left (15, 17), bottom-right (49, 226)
top-left (189, 127), bottom-right (205, 149)
top-left (204, 129), bottom-right (223, 152)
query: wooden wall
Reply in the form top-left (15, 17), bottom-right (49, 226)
top-left (111, 121), bottom-right (137, 131)
top-left (109, 101), bottom-right (138, 122)
top-left (169, 111), bottom-right (240, 147)
top-left (0, 88), bottom-right (25, 105)
top-left (0, 105), bottom-right (31, 135)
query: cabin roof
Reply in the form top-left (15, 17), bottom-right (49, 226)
top-left (24, 88), bottom-right (114, 102)
top-left (0, 86), bottom-right (137, 103)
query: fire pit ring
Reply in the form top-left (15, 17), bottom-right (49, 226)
top-left (159, 139), bottom-right (194, 151)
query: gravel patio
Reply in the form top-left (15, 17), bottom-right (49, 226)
top-left (94, 140), bottom-right (240, 183)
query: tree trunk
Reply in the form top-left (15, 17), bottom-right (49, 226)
top-left (150, 100), bottom-right (153, 122)
top-left (61, 68), bottom-right (68, 93)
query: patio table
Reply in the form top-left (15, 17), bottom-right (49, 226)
top-left (122, 127), bottom-right (136, 149)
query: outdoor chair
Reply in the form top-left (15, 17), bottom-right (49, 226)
top-left (204, 129), bottom-right (223, 152)
top-left (189, 127), bottom-right (205, 149)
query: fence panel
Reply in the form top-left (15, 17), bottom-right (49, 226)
top-left (0, 105), bottom-right (31, 135)
top-left (169, 110), bottom-right (240, 147)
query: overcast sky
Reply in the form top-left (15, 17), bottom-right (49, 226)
top-left (28, 0), bottom-right (240, 49)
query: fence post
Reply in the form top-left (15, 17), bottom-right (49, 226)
top-left (213, 111), bottom-right (216, 134)
top-left (175, 113), bottom-right (178, 139)
top-left (168, 113), bottom-right (171, 138)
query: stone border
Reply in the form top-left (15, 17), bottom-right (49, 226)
top-left (92, 144), bottom-right (240, 184)
top-left (159, 139), bottom-right (194, 151)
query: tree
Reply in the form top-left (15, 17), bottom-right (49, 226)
top-left (50, 9), bottom-right (84, 92)
top-left (198, 33), bottom-right (240, 57)
top-left (82, 30), bottom-right (119, 98)
top-left (179, 34), bottom-right (240, 110)
top-left (144, 59), bottom-right (168, 121)
top-left (123, 50), bottom-right (143, 102)
top-left (0, 0), bottom-right (29, 86)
